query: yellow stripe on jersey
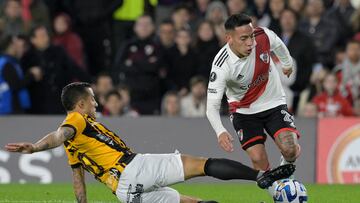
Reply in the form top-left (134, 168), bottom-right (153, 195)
top-left (61, 112), bottom-right (135, 192)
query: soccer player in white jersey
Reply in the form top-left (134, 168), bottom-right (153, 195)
top-left (206, 13), bottom-right (301, 173)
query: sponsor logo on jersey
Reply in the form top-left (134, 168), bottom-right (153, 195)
top-left (209, 72), bottom-right (217, 82)
top-left (260, 51), bottom-right (270, 64)
top-left (208, 88), bottom-right (217, 94)
top-left (239, 73), bottom-right (269, 90)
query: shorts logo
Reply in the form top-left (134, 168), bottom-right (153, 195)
top-left (237, 129), bottom-right (244, 141)
top-left (260, 51), bottom-right (270, 64)
top-left (281, 110), bottom-right (296, 128)
top-left (127, 184), bottom-right (144, 203)
top-left (209, 72), bottom-right (217, 82)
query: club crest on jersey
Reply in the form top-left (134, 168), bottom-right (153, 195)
top-left (259, 51), bottom-right (270, 64)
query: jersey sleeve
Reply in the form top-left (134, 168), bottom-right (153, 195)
top-left (64, 145), bottom-right (81, 168)
top-left (60, 112), bottom-right (86, 138)
top-left (206, 65), bottom-right (228, 136)
top-left (263, 27), bottom-right (293, 69)
top-left (207, 66), bottom-right (227, 100)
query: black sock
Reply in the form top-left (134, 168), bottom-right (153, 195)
top-left (204, 158), bottom-right (259, 181)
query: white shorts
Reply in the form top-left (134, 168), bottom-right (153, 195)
top-left (115, 152), bottom-right (185, 203)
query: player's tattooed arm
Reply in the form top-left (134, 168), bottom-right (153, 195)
top-left (32, 127), bottom-right (75, 152)
top-left (5, 127), bottom-right (75, 154)
top-left (72, 166), bottom-right (87, 203)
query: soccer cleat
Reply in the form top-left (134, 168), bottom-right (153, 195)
top-left (256, 164), bottom-right (296, 189)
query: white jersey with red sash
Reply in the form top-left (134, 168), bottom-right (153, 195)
top-left (207, 27), bottom-right (293, 135)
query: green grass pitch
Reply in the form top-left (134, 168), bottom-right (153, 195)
top-left (0, 183), bottom-right (359, 202)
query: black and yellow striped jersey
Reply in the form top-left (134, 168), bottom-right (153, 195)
top-left (61, 112), bottom-right (136, 192)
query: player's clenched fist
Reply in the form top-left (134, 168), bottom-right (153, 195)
top-left (218, 131), bottom-right (234, 152)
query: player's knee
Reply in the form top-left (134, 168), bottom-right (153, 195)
top-left (282, 145), bottom-right (298, 161)
top-left (250, 153), bottom-right (267, 167)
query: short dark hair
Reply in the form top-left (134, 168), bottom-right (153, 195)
top-left (160, 19), bottom-right (174, 26)
top-left (0, 35), bottom-right (13, 52)
top-left (61, 82), bottom-right (92, 111)
top-left (280, 8), bottom-right (300, 22)
top-left (95, 72), bottom-right (112, 84)
top-left (105, 90), bottom-right (122, 102)
top-left (29, 24), bottom-right (48, 38)
top-left (190, 75), bottom-right (207, 87)
top-left (224, 14), bottom-right (252, 31)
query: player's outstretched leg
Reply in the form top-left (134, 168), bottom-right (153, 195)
top-left (256, 164), bottom-right (296, 189)
top-left (181, 155), bottom-right (295, 189)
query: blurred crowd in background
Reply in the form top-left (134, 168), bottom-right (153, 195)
top-left (1, 0), bottom-right (360, 118)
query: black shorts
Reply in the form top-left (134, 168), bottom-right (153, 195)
top-left (231, 105), bottom-right (299, 150)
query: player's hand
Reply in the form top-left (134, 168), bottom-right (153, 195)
top-left (218, 131), bottom-right (234, 152)
top-left (282, 67), bottom-right (293, 78)
top-left (4, 143), bottom-right (35, 153)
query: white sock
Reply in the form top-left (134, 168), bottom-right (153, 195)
top-left (280, 155), bottom-right (295, 179)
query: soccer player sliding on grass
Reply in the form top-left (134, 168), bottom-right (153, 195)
top-left (5, 82), bottom-right (295, 203)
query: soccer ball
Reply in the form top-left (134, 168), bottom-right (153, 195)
top-left (271, 179), bottom-right (308, 203)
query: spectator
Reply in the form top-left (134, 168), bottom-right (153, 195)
top-left (299, 0), bottom-right (339, 68)
top-left (0, 35), bottom-right (32, 114)
top-left (308, 65), bottom-right (329, 100)
top-left (205, 1), bottom-right (228, 45)
top-left (113, 15), bottom-right (162, 115)
top-left (180, 76), bottom-right (207, 117)
top-left (194, 0), bottom-right (210, 18)
top-left (53, 13), bottom-right (87, 71)
top-left (64, 0), bottom-right (121, 75)
top-left (165, 28), bottom-right (198, 96)
top-left (269, 0), bottom-right (285, 35)
top-left (0, 0), bottom-right (26, 36)
top-left (335, 40), bottom-right (360, 104)
top-left (115, 84), bottom-right (139, 117)
top-left (102, 90), bottom-right (124, 117)
top-left (226, 0), bottom-right (250, 16)
top-left (312, 73), bottom-right (354, 117)
top-left (156, 19), bottom-right (175, 51)
top-left (171, 4), bottom-right (192, 31)
top-left (112, 0), bottom-right (157, 52)
top-left (251, 0), bottom-right (271, 27)
top-left (324, 0), bottom-right (355, 44)
top-left (298, 102), bottom-right (318, 118)
top-left (280, 8), bottom-right (317, 113)
top-left (155, 0), bottom-right (182, 26)
top-left (193, 20), bottom-right (220, 79)
top-left (288, 0), bottom-right (306, 15)
top-left (93, 72), bottom-right (113, 111)
top-left (21, 25), bottom-right (90, 114)
top-left (161, 91), bottom-right (180, 116)
top-left (21, 0), bottom-right (51, 30)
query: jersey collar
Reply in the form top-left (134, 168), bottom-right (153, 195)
top-left (226, 42), bottom-right (256, 64)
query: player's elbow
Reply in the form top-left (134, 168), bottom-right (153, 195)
top-left (206, 107), bottom-right (213, 120)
